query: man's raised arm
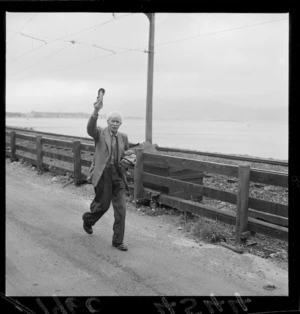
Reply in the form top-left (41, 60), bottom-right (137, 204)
top-left (87, 88), bottom-right (105, 140)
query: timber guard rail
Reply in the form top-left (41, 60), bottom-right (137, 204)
top-left (6, 127), bottom-right (288, 244)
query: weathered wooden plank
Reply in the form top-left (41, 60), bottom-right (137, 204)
top-left (156, 146), bottom-right (288, 167)
top-left (248, 209), bottom-right (288, 227)
top-left (15, 144), bottom-right (36, 154)
top-left (81, 159), bottom-right (92, 168)
top-left (236, 165), bottom-right (250, 244)
top-left (143, 163), bottom-right (169, 176)
top-left (73, 141), bottom-right (82, 185)
top-left (143, 172), bottom-right (237, 204)
top-left (247, 217), bottom-right (288, 241)
top-left (250, 169), bottom-right (288, 188)
top-left (143, 182), bottom-right (169, 194)
top-left (143, 153), bottom-right (239, 177)
top-left (171, 173), bottom-right (204, 180)
top-left (144, 166), bottom-right (285, 212)
top-left (141, 189), bottom-right (288, 240)
top-left (7, 126), bottom-right (138, 150)
top-left (203, 186), bottom-right (237, 204)
top-left (43, 137), bottom-right (73, 149)
top-left (6, 126), bottom-right (93, 143)
top-left (169, 190), bottom-right (186, 197)
top-left (10, 131), bottom-right (16, 161)
top-left (143, 191), bottom-right (237, 225)
top-left (15, 153), bottom-right (37, 165)
top-left (80, 143), bottom-right (95, 152)
top-left (36, 136), bottom-right (43, 170)
top-left (134, 148), bottom-right (144, 203)
top-left (143, 172), bottom-right (203, 196)
top-left (15, 133), bottom-right (36, 141)
top-left (249, 197), bottom-right (288, 218)
top-left (43, 151), bottom-right (73, 163)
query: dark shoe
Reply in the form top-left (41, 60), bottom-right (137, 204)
top-left (83, 221), bottom-right (93, 234)
top-left (112, 243), bottom-right (128, 251)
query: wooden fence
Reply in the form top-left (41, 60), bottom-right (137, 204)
top-left (133, 149), bottom-right (288, 242)
top-left (6, 128), bottom-right (288, 242)
top-left (6, 130), bottom-right (94, 183)
top-left (5, 126), bottom-right (288, 167)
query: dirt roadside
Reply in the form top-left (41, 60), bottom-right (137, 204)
top-left (5, 158), bottom-right (288, 296)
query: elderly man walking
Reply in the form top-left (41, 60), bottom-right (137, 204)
top-left (82, 88), bottom-right (129, 251)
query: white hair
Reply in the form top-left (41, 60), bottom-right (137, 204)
top-left (107, 111), bottom-right (123, 122)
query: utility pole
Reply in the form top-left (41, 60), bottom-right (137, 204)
top-left (145, 13), bottom-right (155, 143)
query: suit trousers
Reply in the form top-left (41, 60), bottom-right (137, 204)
top-left (83, 164), bottom-right (126, 245)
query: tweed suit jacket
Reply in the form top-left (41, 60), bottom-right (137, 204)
top-left (87, 115), bottom-right (129, 187)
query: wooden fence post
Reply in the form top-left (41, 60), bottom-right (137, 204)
top-left (134, 148), bottom-right (144, 205)
top-left (73, 140), bottom-right (82, 185)
top-left (235, 164), bottom-right (251, 245)
top-left (10, 131), bottom-right (16, 161)
top-left (36, 135), bottom-right (43, 170)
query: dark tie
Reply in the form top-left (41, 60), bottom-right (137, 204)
top-left (111, 134), bottom-right (118, 165)
top-left (111, 134), bottom-right (129, 191)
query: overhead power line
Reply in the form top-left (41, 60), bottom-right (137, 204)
top-left (9, 14), bottom-right (285, 78)
top-left (53, 13), bottom-right (134, 43)
top-left (20, 32), bottom-right (47, 44)
top-left (10, 43), bottom-right (146, 78)
top-left (156, 17), bottom-right (288, 47)
top-left (8, 36), bottom-right (115, 63)
top-left (92, 44), bottom-right (115, 53)
top-left (7, 13), bottom-right (134, 63)
top-left (7, 13), bottom-right (37, 42)
top-left (7, 34), bottom-right (148, 76)
top-left (8, 35), bottom-right (148, 77)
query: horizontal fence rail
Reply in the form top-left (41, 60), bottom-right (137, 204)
top-left (6, 127), bottom-right (93, 143)
top-left (80, 143), bottom-right (95, 153)
top-left (248, 198), bottom-right (288, 217)
top-left (15, 144), bottom-right (36, 154)
top-left (15, 133), bottom-right (36, 141)
top-left (6, 129), bottom-right (92, 184)
top-left (250, 169), bottom-right (288, 188)
top-left (43, 137), bottom-right (74, 149)
top-left (7, 126), bottom-right (288, 166)
top-left (156, 146), bottom-right (288, 167)
top-left (134, 149), bottom-right (288, 241)
top-left (143, 153), bottom-right (240, 177)
top-left (6, 127), bottom-right (288, 241)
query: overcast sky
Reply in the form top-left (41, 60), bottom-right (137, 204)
top-left (6, 12), bottom-right (289, 121)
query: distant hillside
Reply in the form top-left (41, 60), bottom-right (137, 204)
top-left (26, 111), bottom-right (91, 118)
top-left (6, 112), bottom-right (27, 118)
top-left (6, 111), bottom-right (105, 119)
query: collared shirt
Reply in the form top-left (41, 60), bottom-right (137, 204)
top-left (110, 131), bottom-right (118, 165)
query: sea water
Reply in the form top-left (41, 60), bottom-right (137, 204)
top-left (5, 117), bottom-right (288, 160)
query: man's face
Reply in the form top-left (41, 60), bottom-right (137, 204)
top-left (107, 116), bottom-right (122, 134)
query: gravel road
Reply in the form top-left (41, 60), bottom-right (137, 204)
top-left (5, 159), bottom-right (288, 296)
